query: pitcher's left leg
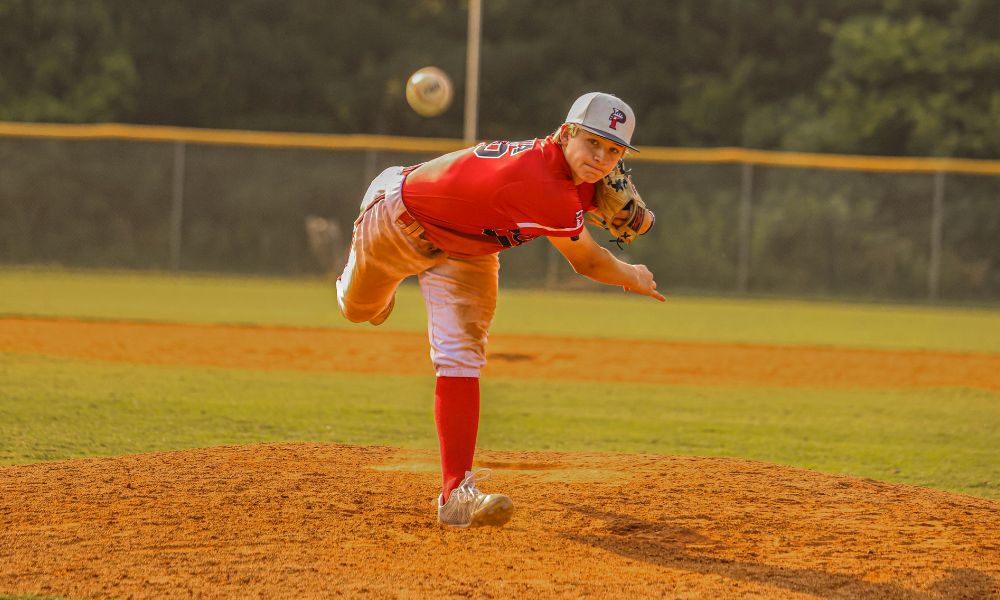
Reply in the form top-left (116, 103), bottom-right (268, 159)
top-left (419, 254), bottom-right (512, 527)
top-left (418, 253), bottom-right (499, 379)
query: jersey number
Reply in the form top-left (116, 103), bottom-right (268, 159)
top-left (474, 140), bottom-right (535, 159)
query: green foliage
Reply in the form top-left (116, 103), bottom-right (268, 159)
top-left (2, 0), bottom-right (996, 157)
top-left (0, 0), bottom-right (136, 121)
top-left (1, 135), bottom-right (996, 299)
top-left (102, 0), bottom-right (469, 137)
top-left (1, 1), bottom-right (997, 299)
top-left (749, 169), bottom-right (936, 297)
top-left (776, 4), bottom-right (1000, 157)
top-left (625, 163), bottom-right (742, 290)
top-left (0, 138), bottom-right (174, 268)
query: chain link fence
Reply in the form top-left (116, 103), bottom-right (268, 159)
top-left (1, 123), bottom-right (997, 302)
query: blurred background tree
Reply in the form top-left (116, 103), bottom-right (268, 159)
top-left (1, 0), bottom-right (997, 297)
top-left (0, 0), bottom-right (136, 121)
top-left (769, 0), bottom-right (1000, 157)
top-left (2, 0), bottom-right (996, 158)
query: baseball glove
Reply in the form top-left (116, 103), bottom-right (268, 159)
top-left (585, 160), bottom-right (655, 246)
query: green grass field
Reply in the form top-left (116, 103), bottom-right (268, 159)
top-left (1, 268), bottom-right (999, 498)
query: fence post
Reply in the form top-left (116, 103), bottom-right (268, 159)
top-left (169, 141), bottom-right (186, 271)
top-left (737, 162), bottom-right (754, 293)
top-left (464, 0), bottom-right (482, 144)
top-left (928, 170), bottom-right (945, 302)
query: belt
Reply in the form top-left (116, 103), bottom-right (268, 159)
top-left (357, 165), bottom-right (425, 237)
top-left (396, 210), bottom-right (416, 227)
top-left (396, 207), bottom-right (423, 237)
top-left (396, 166), bottom-right (423, 235)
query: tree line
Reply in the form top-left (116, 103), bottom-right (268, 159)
top-left (1, 0), bottom-right (998, 158)
top-left (1, 0), bottom-right (997, 300)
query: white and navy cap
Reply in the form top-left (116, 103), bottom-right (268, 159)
top-left (564, 92), bottom-right (638, 151)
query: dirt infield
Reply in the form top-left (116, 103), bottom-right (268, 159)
top-left (1, 444), bottom-right (998, 599)
top-left (2, 316), bottom-right (999, 598)
top-left (2, 317), bottom-right (999, 390)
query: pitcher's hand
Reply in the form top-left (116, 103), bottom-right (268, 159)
top-left (624, 264), bottom-right (665, 302)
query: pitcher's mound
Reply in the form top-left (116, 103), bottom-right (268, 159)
top-left (1, 443), bottom-right (997, 599)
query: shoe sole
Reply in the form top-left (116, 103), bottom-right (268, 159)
top-left (470, 496), bottom-right (514, 528)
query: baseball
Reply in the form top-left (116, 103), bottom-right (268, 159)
top-left (405, 67), bottom-right (454, 117)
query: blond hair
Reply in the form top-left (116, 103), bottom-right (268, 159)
top-left (552, 123), bottom-right (630, 156)
top-left (552, 123), bottom-right (580, 146)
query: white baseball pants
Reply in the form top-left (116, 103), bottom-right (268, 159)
top-left (336, 167), bottom-right (499, 378)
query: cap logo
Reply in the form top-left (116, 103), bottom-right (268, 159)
top-left (608, 108), bottom-right (626, 130)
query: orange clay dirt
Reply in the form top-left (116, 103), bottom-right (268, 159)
top-left (1, 316), bottom-right (999, 599)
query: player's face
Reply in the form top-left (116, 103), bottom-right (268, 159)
top-left (562, 129), bottom-right (626, 184)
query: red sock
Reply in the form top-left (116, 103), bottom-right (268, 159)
top-left (435, 376), bottom-right (480, 503)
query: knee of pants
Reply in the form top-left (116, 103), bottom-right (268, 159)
top-left (430, 346), bottom-right (487, 379)
top-left (338, 300), bottom-right (375, 323)
top-left (336, 279), bottom-right (379, 323)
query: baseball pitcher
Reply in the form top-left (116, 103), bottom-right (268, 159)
top-left (336, 92), bottom-right (662, 528)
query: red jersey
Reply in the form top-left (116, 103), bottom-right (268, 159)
top-left (401, 136), bottom-right (596, 258)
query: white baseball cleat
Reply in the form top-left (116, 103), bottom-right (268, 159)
top-left (437, 469), bottom-right (513, 528)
